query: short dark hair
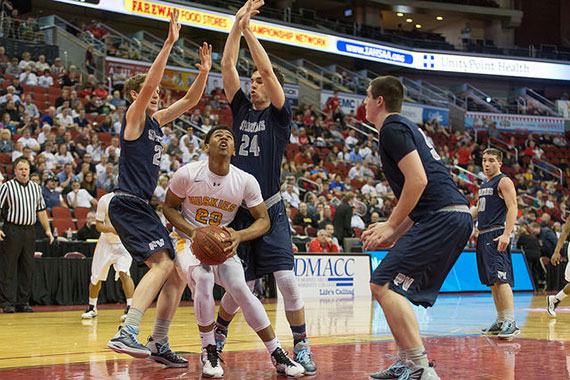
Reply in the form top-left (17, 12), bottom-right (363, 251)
top-left (124, 73), bottom-right (147, 103)
top-left (14, 157), bottom-right (31, 168)
top-left (483, 148), bottom-right (503, 161)
top-left (252, 66), bottom-right (285, 87)
top-left (369, 76), bottom-right (404, 113)
top-left (204, 125), bottom-right (236, 145)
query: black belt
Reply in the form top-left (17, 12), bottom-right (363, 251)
top-left (4, 222), bottom-right (35, 228)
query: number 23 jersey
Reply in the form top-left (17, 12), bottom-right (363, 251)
top-left (230, 89), bottom-right (291, 200)
top-left (168, 160), bottom-right (264, 239)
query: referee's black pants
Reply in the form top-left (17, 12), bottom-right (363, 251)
top-left (0, 223), bottom-right (36, 307)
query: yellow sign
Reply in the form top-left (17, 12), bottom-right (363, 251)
top-left (250, 22), bottom-right (330, 49)
top-left (125, 0), bottom-right (231, 31)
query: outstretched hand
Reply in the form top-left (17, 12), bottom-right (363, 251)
top-left (237, 0), bottom-right (264, 32)
top-left (196, 42), bottom-right (213, 73)
top-left (167, 8), bottom-right (181, 44)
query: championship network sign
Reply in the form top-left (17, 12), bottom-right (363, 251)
top-left (293, 254), bottom-right (371, 298)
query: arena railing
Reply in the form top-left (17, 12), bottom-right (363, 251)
top-left (531, 158), bottom-right (563, 184)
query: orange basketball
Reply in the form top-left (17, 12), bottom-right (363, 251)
top-left (192, 226), bottom-right (232, 265)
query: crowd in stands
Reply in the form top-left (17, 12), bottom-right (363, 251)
top-left (0, 35), bottom-right (568, 277)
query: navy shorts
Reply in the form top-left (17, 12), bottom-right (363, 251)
top-left (109, 195), bottom-right (174, 263)
top-left (370, 210), bottom-right (473, 308)
top-left (476, 228), bottom-right (514, 287)
top-left (231, 201), bottom-right (294, 281)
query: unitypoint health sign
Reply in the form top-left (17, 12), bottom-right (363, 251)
top-left (55, 0), bottom-right (570, 81)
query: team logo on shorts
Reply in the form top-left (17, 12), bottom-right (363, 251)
top-left (498, 271), bottom-right (507, 281)
top-left (394, 273), bottom-right (415, 291)
top-left (149, 238), bottom-right (165, 251)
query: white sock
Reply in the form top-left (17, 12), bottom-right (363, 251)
top-left (199, 329), bottom-right (215, 348)
top-left (555, 290), bottom-right (568, 302)
top-left (89, 297), bottom-right (97, 307)
top-left (503, 309), bottom-right (515, 321)
top-left (264, 337), bottom-right (280, 354)
top-left (126, 298), bottom-right (132, 306)
top-left (496, 310), bottom-right (505, 322)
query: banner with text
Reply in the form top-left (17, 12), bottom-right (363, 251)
top-left (57, 0), bottom-right (570, 81)
top-left (293, 254), bottom-right (371, 298)
top-left (465, 112), bottom-right (565, 134)
top-left (320, 90), bottom-right (364, 115)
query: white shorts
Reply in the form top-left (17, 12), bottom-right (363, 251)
top-left (564, 244), bottom-right (570, 282)
top-left (171, 232), bottom-right (243, 292)
top-left (90, 238), bottom-right (133, 285)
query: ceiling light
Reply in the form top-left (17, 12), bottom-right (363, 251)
top-left (396, 12), bottom-right (404, 17)
top-left (436, 16), bottom-right (444, 21)
top-left (406, 18), bottom-right (413, 23)
top-left (415, 24), bottom-right (422, 29)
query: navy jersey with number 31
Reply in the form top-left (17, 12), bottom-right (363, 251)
top-left (230, 89), bottom-right (291, 200)
top-left (117, 113), bottom-right (165, 201)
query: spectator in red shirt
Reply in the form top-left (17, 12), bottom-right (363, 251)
top-left (325, 90), bottom-right (340, 114)
top-left (456, 143), bottom-right (472, 168)
top-left (93, 82), bottom-right (109, 98)
top-left (298, 127), bottom-right (309, 145)
top-left (356, 100), bottom-right (366, 123)
top-left (308, 229), bottom-right (339, 253)
top-left (302, 109), bottom-right (314, 126)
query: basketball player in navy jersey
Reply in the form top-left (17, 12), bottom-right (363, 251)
top-left (214, 0), bottom-right (316, 374)
top-left (362, 76), bottom-right (473, 380)
top-left (473, 148), bottom-right (519, 339)
top-left (106, 9), bottom-right (213, 366)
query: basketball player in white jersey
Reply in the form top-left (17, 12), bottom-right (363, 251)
top-left (82, 192), bottom-right (134, 320)
top-left (547, 220), bottom-right (570, 317)
top-left (163, 125), bottom-right (304, 378)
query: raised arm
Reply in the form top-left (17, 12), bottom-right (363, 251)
top-left (240, 0), bottom-right (285, 109)
top-left (221, 1), bottom-right (258, 103)
top-left (125, 9), bottom-right (180, 139)
top-left (154, 42), bottom-right (212, 126)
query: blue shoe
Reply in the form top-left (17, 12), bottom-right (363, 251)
top-left (369, 355), bottom-right (408, 379)
top-left (370, 356), bottom-right (441, 380)
top-left (294, 339), bottom-right (317, 375)
top-left (498, 320), bottom-right (520, 340)
top-left (214, 326), bottom-right (227, 353)
top-left (107, 325), bottom-right (151, 359)
top-left (146, 336), bottom-right (188, 367)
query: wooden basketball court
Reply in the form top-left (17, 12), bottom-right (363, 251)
top-left (0, 293), bottom-right (568, 379)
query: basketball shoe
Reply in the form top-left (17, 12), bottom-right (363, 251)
top-left (370, 357), bottom-right (440, 380)
top-left (271, 347), bottom-right (305, 378)
top-left (214, 325), bottom-right (227, 352)
top-left (481, 321), bottom-right (503, 335)
top-left (497, 320), bottom-right (520, 340)
top-left (107, 325), bottom-right (151, 358)
top-left (201, 344), bottom-right (224, 378)
top-left (120, 306), bottom-right (130, 322)
top-left (547, 295), bottom-right (559, 317)
top-left (146, 336), bottom-right (188, 367)
top-left (81, 305), bottom-right (97, 319)
top-left (294, 339), bottom-right (317, 375)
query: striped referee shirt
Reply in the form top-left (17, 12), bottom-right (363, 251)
top-left (0, 179), bottom-right (46, 226)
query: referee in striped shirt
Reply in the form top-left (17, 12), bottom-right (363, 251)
top-left (0, 157), bottom-right (54, 313)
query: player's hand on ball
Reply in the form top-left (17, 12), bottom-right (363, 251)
top-left (361, 222), bottom-right (397, 251)
top-left (221, 227), bottom-right (241, 257)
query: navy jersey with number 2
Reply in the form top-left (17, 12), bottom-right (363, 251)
top-left (230, 89), bottom-right (291, 200)
top-left (117, 113), bottom-right (164, 201)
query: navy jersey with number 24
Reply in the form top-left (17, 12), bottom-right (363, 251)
top-left (117, 113), bottom-right (164, 201)
top-left (230, 89), bottom-right (291, 200)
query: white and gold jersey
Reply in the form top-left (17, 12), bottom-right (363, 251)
top-left (169, 160), bottom-right (264, 239)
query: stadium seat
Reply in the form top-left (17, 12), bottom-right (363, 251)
top-left (51, 207), bottom-right (72, 219)
top-left (305, 226), bottom-right (318, 237)
top-left (96, 188), bottom-right (107, 199)
top-left (74, 207), bottom-right (91, 219)
top-left (76, 218), bottom-right (86, 229)
top-left (53, 218), bottom-right (76, 233)
top-left (293, 225), bottom-right (305, 236)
